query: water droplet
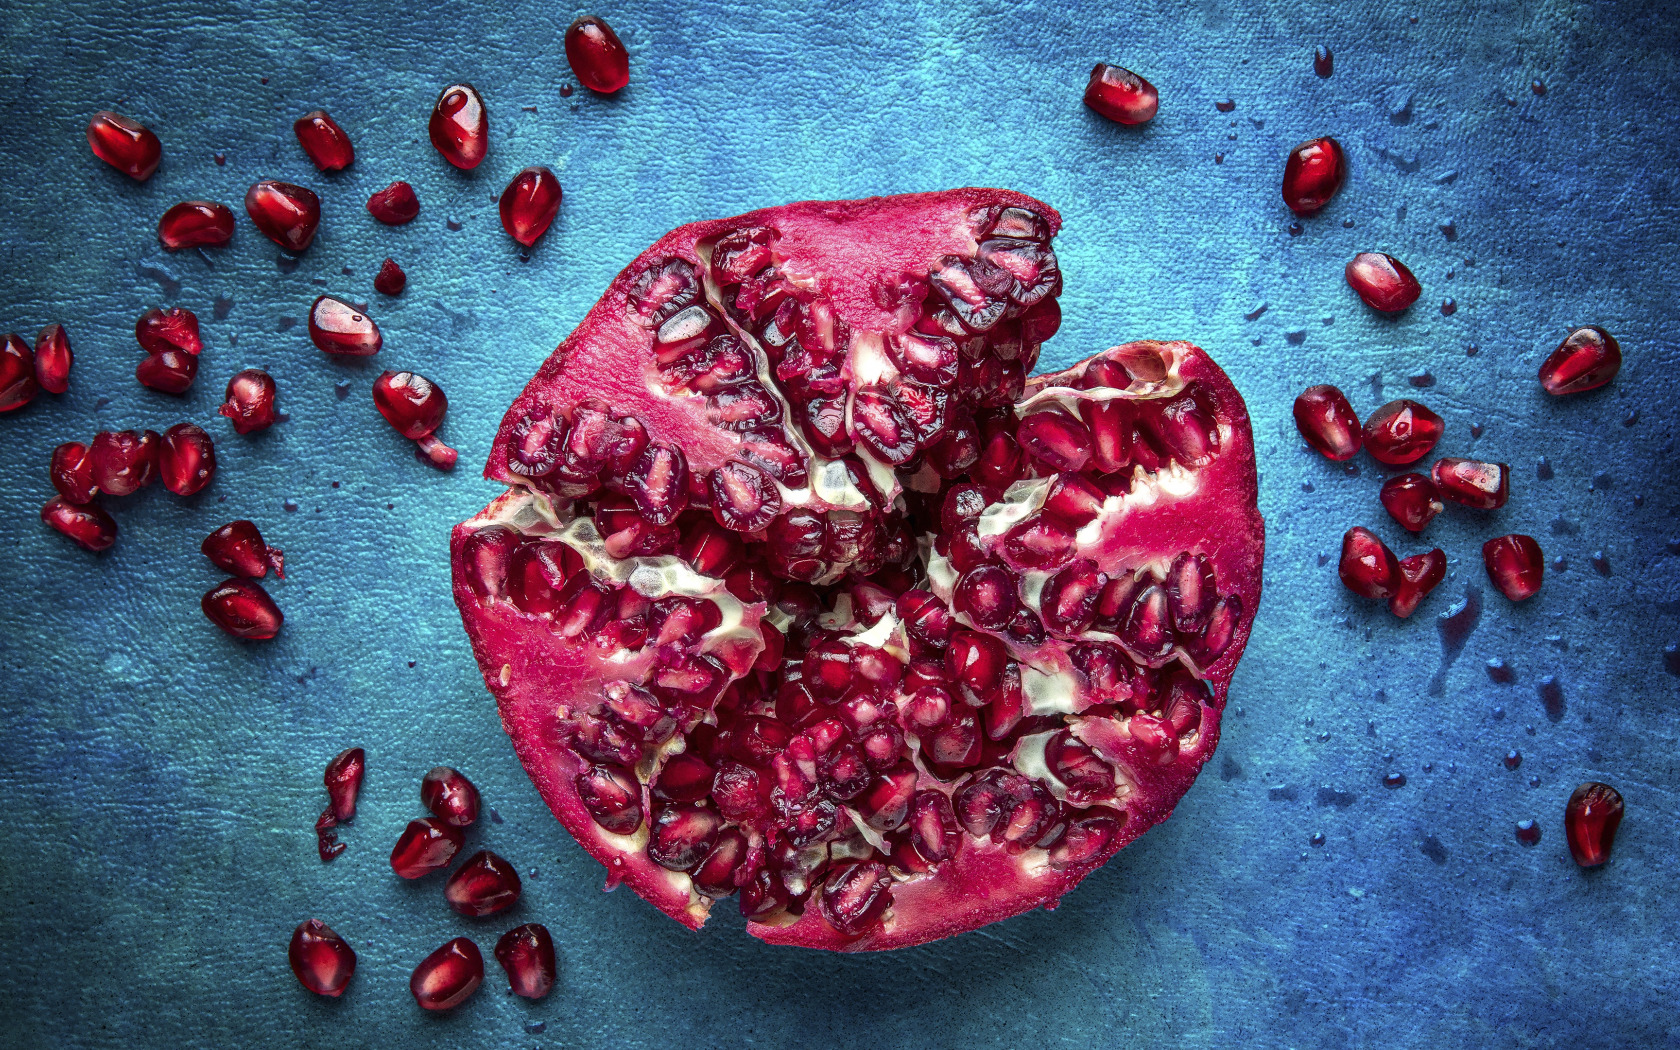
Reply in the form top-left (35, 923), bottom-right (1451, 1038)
top-left (1503, 749), bottom-right (1522, 770)
top-left (1288, 222), bottom-right (1303, 237)
top-left (446, 218), bottom-right (464, 231)
top-left (1286, 330), bottom-right (1307, 345)
top-left (1515, 820), bottom-right (1541, 845)
top-left (1469, 422), bottom-right (1484, 438)
top-left (1590, 471), bottom-right (1612, 491)
top-left (526, 1021), bottom-right (547, 1034)
top-left (1486, 657), bottom-right (1513, 683)
top-left (1439, 220), bottom-right (1458, 241)
top-left (1623, 409), bottom-right (1640, 427)
top-left (1537, 676), bottom-right (1565, 723)
top-left (214, 152), bottom-right (226, 165)
top-left (283, 499), bottom-right (298, 512)
top-left (1408, 369), bottom-right (1435, 387)
top-left (1531, 79), bottom-right (1546, 96)
top-left (1214, 152), bottom-right (1224, 164)
top-left (1216, 98), bottom-right (1235, 112)
top-left (1466, 343), bottom-right (1479, 356)
top-left (1536, 456), bottom-right (1553, 480)
top-left (277, 253), bottom-right (300, 273)
top-left (1590, 551), bottom-right (1611, 576)
top-left (1440, 298), bottom-right (1457, 316)
top-left (1311, 831), bottom-right (1326, 846)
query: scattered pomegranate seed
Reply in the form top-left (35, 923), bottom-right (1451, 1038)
top-left (157, 201), bottom-right (235, 250)
top-left (316, 809), bottom-right (345, 862)
top-left (1313, 46), bottom-right (1333, 78)
top-left (50, 441), bottom-right (98, 504)
top-left (1363, 399), bottom-right (1443, 465)
top-left (493, 923), bottom-right (556, 999)
top-left (428, 83), bottom-right (488, 169)
top-left (410, 937), bottom-right (483, 1011)
top-left (90, 429), bottom-right (160, 495)
top-left (1281, 136), bottom-right (1347, 215)
top-left (390, 817), bottom-right (464, 878)
top-left (1345, 252), bottom-right (1421, 312)
top-left (323, 748), bottom-right (365, 822)
top-left (245, 179), bottom-right (321, 252)
top-left (1292, 384), bottom-right (1362, 460)
top-left (1432, 457), bottom-right (1509, 509)
top-left (1339, 526), bottom-right (1399, 600)
top-left (1565, 782), bottom-right (1623, 867)
top-left (219, 369), bottom-right (279, 433)
top-left (1379, 473), bottom-right (1444, 532)
top-left (289, 919), bottom-right (356, 997)
top-left (34, 324), bottom-right (72, 393)
top-left (1539, 325), bottom-right (1620, 395)
top-left (135, 306), bottom-right (202, 356)
top-left (202, 578), bottom-right (284, 639)
top-left (1083, 64), bottom-right (1159, 125)
top-left (499, 166), bottom-right (563, 246)
top-left (203, 520), bottom-right (285, 578)
top-left (136, 350), bottom-right (198, 394)
top-left (374, 258), bottom-right (406, 295)
top-left (87, 111), bottom-right (161, 180)
top-left (293, 109), bottom-right (354, 171)
top-left (309, 296), bottom-right (382, 356)
top-left (366, 180), bottom-right (420, 224)
top-left (564, 16), bottom-right (631, 93)
top-left (1388, 548), bottom-right (1446, 618)
top-left (41, 496), bottom-right (117, 552)
top-left (420, 766), bottom-right (480, 827)
top-left (0, 334), bottom-right (38, 411)
top-left (1483, 534), bottom-right (1543, 601)
top-left (373, 371), bottom-right (457, 469)
top-left (444, 850), bottom-right (523, 916)
top-left (159, 423), bottom-right (216, 496)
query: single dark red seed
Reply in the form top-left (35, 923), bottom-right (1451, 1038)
top-left (1363, 399), bottom-right (1443, 465)
top-left (293, 109), bottom-right (354, 171)
top-left (1539, 326), bottom-right (1620, 395)
top-left (158, 422), bottom-right (216, 496)
top-left (373, 258), bottom-right (406, 295)
top-left (202, 578), bottom-right (283, 639)
top-left (1564, 782), bottom-right (1623, 868)
top-left (373, 371), bottom-right (457, 469)
top-left (136, 350), bottom-right (197, 394)
top-left (1083, 64), bottom-right (1159, 125)
top-left (1432, 457), bottom-right (1509, 510)
top-left (309, 295), bottom-right (382, 356)
top-left (289, 919), bottom-right (356, 997)
top-left (444, 850), bottom-right (522, 917)
top-left (1388, 548), bottom-right (1446, 618)
top-left (1339, 526), bottom-right (1400, 600)
top-left (1281, 136), bottom-right (1347, 214)
top-left (366, 180), bottom-right (420, 224)
top-left (421, 766), bottom-right (480, 827)
top-left (323, 748), bottom-right (365, 822)
top-left (494, 923), bottom-right (556, 999)
top-left (135, 307), bottom-right (202, 356)
top-left (1379, 473), bottom-right (1444, 532)
top-left (49, 441), bottom-right (97, 504)
top-left (429, 83), bottom-right (488, 169)
top-left (564, 16), bottom-right (631, 93)
top-left (245, 180), bottom-right (321, 252)
top-left (157, 201), bottom-right (235, 250)
top-left (202, 520), bottom-right (285, 578)
top-left (410, 937), bottom-right (483, 1011)
top-left (34, 324), bottom-right (72, 394)
top-left (1345, 252), bottom-right (1422, 312)
top-left (1313, 46), bottom-right (1333, 77)
top-left (219, 369), bottom-right (278, 433)
top-left (0, 334), bottom-right (39, 411)
top-left (41, 496), bottom-right (117, 552)
top-left (499, 166), bottom-right (563, 247)
top-left (87, 111), bottom-right (161, 180)
top-left (1292, 384), bottom-right (1362, 460)
top-left (1483, 534), bottom-right (1543, 601)
top-left (390, 817), bottom-right (465, 878)
top-left (89, 429), bottom-right (160, 495)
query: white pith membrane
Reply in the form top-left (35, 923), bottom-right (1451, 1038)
top-left (453, 192), bottom-right (1263, 950)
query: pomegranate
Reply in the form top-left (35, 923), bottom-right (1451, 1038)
top-left (219, 369), bottom-right (278, 433)
top-left (444, 850), bottom-right (523, 916)
top-left (323, 748), bottom-right (365, 822)
top-left (499, 166), bottom-right (563, 247)
top-left (373, 370), bottom-right (457, 469)
top-left (1388, 548), bottom-right (1445, 618)
top-left (1539, 326), bottom-right (1620, 395)
top-left (87, 111), bottom-right (161, 180)
top-left (493, 923), bottom-right (556, 999)
top-left (428, 83), bottom-right (488, 169)
top-left (42, 497), bottom-right (117, 552)
top-left (411, 937), bottom-right (483, 1011)
top-left (1483, 534), bottom-right (1543, 601)
top-left (293, 109), bottom-right (354, 170)
top-left (450, 190), bottom-right (1265, 950)
top-left (1432, 457), bottom-right (1509, 509)
top-left (1083, 64), bottom-right (1159, 125)
top-left (367, 180), bottom-right (420, 224)
top-left (1345, 252), bottom-right (1421, 313)
top-left (158, 201), bottom-right (235, 250)
top-left (159, 423), bottom-right (216, 496)
top-left (1565, 782), bottom-right (1623, 867)
top-left (390, 817), bottom-right (464, 878)
top-left (34, 324), bottom-right (72, 393)
top-left (1281, 136), bottom-right (1346, 215)
top-left (289, 919), bottom-right (355, 996)
top-left (1363, 399), bottom-right (1442, 465)
top-left (374, 258), bottom-right (406, 295)
top-left (421, 766), bottom-right (480, 826)
top-left (50, 441), bottom-right (98, 504)
top-left (1380, 473), bottom-right (1443, 532)
top-left (203, 520), bottom-right (285, 578)
top-left (136, 350), bottom-right (198, 394)
top-left (309, 296), bottom-right (382, 356)
top-left (1338, 526), bottom-right (1398, 600)
top-left (0, 334), bottom-right (38, 411)
top-left (245, 180), bottom-right (321, 252)
top-left (565, 16), bottom-right (630, 93)
top-left (202, 578), bottom-right (283, 639)
top-left (90, 429), bottom-right (160, 495)
top-left (1292, 384), bottom-right (1361, 460)
top-left (136, 307), bottom-right (202, 356)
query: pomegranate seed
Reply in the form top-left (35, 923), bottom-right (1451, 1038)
top-left (309, 296), bottom-right (382, 356)
top-left (428, 83), bottom-right (488, 169)
top-left (1432, 457), bottom-right (1509, 509)
top-left (1362, 399), bottom-right (1442, 465)
top-left (323, 748), bottom-right (365, 822)
top-left (1339, 526), bottom-right (1399, 600)
top-left (1379, 473), bottom-right (1444, 532)
top-left (219, 369), bottom-right (278, 433)
top-left (288, 919), bottom-right (356, 997)
top-left (202, 520), bottom-right (285, 578)
top-left (245, 180), bottom-right (321, 252)
top-left (136, 350), bottom-right (197, 394)
top-left (34, 324), bottom-right (72, 394)
top-left (390, 816), bottom-right (465, 878)
top-left (499, 166), bottom-right (563, 247)
top-left (41, 496), bottom-right (117, 552)
top-left (90, 429), bottom-right (160, 495)
top-left (135, 307), bottom-right (202, 356)
top-left (374, 258), bottom-right (406, 295)
top-left (444, 850), bottom-right (523, 916)
top-left (293, 109), bottom-right (354, 171)
top-left (50, 441), bottom-right (97, 504)
top-left (1539, 326), bottom-right (1620, 395)
top-left (202, 578), bottom-right (283, 639)
top-left (421, 766), bottom-right (481, 827)
top-left (0, 334), bottom-right (38, 411)
top-left (87, 111), bottom-right (161, 180)
top-left (1083, 64), bottom-right (1159, 125)
top-left (367, 180), bottom-right (420, 224)
top-left (157, 201), bottom-right (235, 250)
top-left (1281, 136), bottom-right (1346, 214)
top-left (494, 923), bottom-right (556, 999)
top-left (158, 422), bottom-right (216, 496)
top-left (1292, 384), bottom-right (1362, 460)
top-left (411, 937), bottom-right (483, 1011)
top-left (1388, 548), bottom-right (1446, 618)
top-left (1345, 252), bottom-right (1421, 312)
top-left (373, 370), bottom-right (447, 438)
top-left (1482, 534), bottom-right (1543, 601)
top-left (1565, 782), bottom-right (1623, 868)
top-left (564, 16), bottom-right (630, 93)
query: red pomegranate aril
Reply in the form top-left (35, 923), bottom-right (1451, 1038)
top-left (1565, 782), bottom-right (1623, 868)
top-left (90, 429), bottom-right (160, 496)
top-left (411, 937), bottom-right (483, 1011)
top-left (219, 369), bottom-right (278, 433)
top-left (50, 442), bottom-right (97, 504)
top-left (309, 296), bottom-right (382, 356)
top-left (1379, 473), bottom-right (1444, 532)
top-left (1292, 384), bottom-right (1362, 460)
top-left (374, 258), bottom-right (406, 295)
top-left (1363, 399), bottom-right (1443, 465)
top-left (157, 201), bottom-right (235, 250)
top-left (1483, 534), bottom-right (1543, 601)
top-left (203, 520), bottom-right (285, 578)
top-left (1432, 457), bottom-right (1509, 510)
top-left (367, 180), bottom-right (420, 224)
top-left (1339, 526), bottom-right (1400, 600)
top-left (202, 578), bottom-right (283, 639)
top-left (34, 324), bottom-right (71, 394)
top-left (564, 16), bottom-right (630, 93)
top-left (499, 166), bottom-right (563, 246)
top-left (819, 861), bottom-right (893, 936)
top-left (1539, 326), bottom-right (1620, 395)
top-left (245, 180), bottom-right (321, 252)
top-left (322, 747), bottom-right (364, 822)
top-left (135, 307), bottom-right (202, 356)
top-left (421, 766), bottom-right (480, 827)
top-left (293, 109), bottom-right (354, 170)
top-left (1084, 64), bottom-right (1159, 125)
top-left (373, 370), bottom-right (446, 438)
top-left (494, 924), bottom-right (556, 999)
top-left (289, 919), bottom-right (356, 997)
top-left (1281, 136), bottom-right (1347, 215)
top-left (390, 817), bottom-right (465, 878)
top-left (87, 111), bottom-right (161, 180)
top-left (954, 565), bottom-right (1019, 630)
top-left (0, 334), bottom-right (35, 411)
top-left (648, 806), bottom-right (724, 872)
top-left (41, 496), bottom-right (117, 552)
top-left (445, 850), bottom-right (523, 917)
top-left (158, 422), bottom-right (216, 496)
top-left (136, 350), bottom-right (198, 394)
top-left (1017, 408), bottom-right (1092, 471)
top-left (1389, 548), bottom-right (1446, 618)
top-left (578, 763), bottom-right (644, 832)
top-left (429, 83), bottom-right (488, 169)
top-left (1345, 252), bottom-right (1421, 313)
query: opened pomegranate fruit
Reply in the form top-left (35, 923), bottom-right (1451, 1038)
top-left (450, 190), bottom-right (1264, 950)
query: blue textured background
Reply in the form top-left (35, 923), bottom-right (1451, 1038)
top-left (2, 1), bottom-right (1678, 1046)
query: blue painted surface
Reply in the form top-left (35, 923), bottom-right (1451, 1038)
top-left (2, 1), bottom-right (1678, 1046)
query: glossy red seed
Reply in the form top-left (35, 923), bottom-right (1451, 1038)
top-left (1539, 326), bottom-right (1621, 395)
top-left (289, 919), bottom-right (356, 997)
top-left (309, 296), bottom-right (382, 356)
top-left (367, 180), bottom-right (420, 224)
top-left (494, 923), bottom-right (556, 999)
top-left (293, 109), bottom-right (354, 171)
top-left (158, 422), bottom-right (216, 496)
top-left (1565, 782), bottom-right (1623, 868)
top-left (1281, 136), bottom-right (1347, 214)
top-left (157, 201), bottom-right (235, 250)
top-left (136, 350), bottom-right (198, 394)
top-left (373, 371), bottom-right (447, 438)
top-left (499, 166), bottom-right (563, 247)
top-left (50, 441), bottom-right (97, 504)
top-left (89, 429), bottom-right (160, 495)
top-left (1083, 63), bottom-right (1159, 125)
top-left (390, 817), bottom-right (465, 878)
top-left (1345, 252), bottom-right (1421, 312)
top-left (41, 496), bottom-right (117, 552)
top-left (444, 850), bottom-right (523, 917)
top-left (429, 83), bottom-right (488, 169)
top-left (420, 766), bottom-right (480, 827)
top-left (373, 258), bottom-right (406, 295)
top-left (202, 520), bottom-right (285, 578)
top-left (135, 307), bottom-right (202, 356)
top-left (564, 16), bottom-right (630, 93)
top-left (1362, 399), bottom-right (1443, 465)
top-left (34, 324), bottom-right (72, 394)
top-left (323, 748), bottom-right (365, 822)
top-left (411, 939), bottom-right (484, 1013)
top-left (1432, 457), bottom-right (1509, 510)
top-left (87, 111), bottom-right (161, 180)
top-left (202, 578), bottom-right (283, 639)
top-left (244, 180), bottom-right (321, 252)
top-left (1388, 548), bottom-right (1446, 618)
top-left (1379, 473), bottom-right (1444, 532)
top-left (1483, 534), bottom-right (1543, 601)
top-left (219, 369), bottom-right (278, 433)
top-left (1292, 384), bottom-right (1362, 460)
top-left (1339, 526), bottom-right (1400, 600)
top-left (0, 334), bottom-right (38, 411)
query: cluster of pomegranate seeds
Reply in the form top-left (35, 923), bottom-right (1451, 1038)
top-left (134, 306), bottom-right (204, 393)
top-left (1083, 64), bottom-right (1159, 125)
top-left (1281, 136), bottom-right (1346, 214)
top-left (0, 334), bottom-right (39, 410)
top-left (564, 15), bottom-right (630, 93)
top-left (309, 295), bottom-right (382, 356)
top-left (87, 111), bottom-right (161, 180)
top-left (289, 920), bottom-right (356, 997)
top-left (315, 747), bottom-right (366, 860)
top-left (34, 324), bottom-right (72, 394)
top-left (428, 83), bottom-right (488, 169)
top-left (1539, 325), bottom-right (1621, 395)
top-left (1483, 534), bottom-right (1544, 601)
top-left (411, 938), bottom-right (483, 1010)
top-left (157, 201), bottom-right (235, 250)
top-left (1292, 384), bottom-right (1361, 460)
top-left (366, 180), bottom-right (420, 224)
top-left (203, 520), bottom-right (285, 578)
top-left (91, 428), bottom-right (160, 494)
top-left (1345, 251), bottom-right (1422, 313)
top-left (218, 369), bottom-right (279, 433)
top-left (373, 371), bottom-right (457, 469)
top-left (245, 179), bottom-right (321, 251)
top-left (373, 258), bottom-right (406, 295)
top-left (1565, 782), bottom-right (1624, 867)
top-left (499, 166), bottom-right (563, 246)
top-left (202, 577), bottom-right (284, 639)
top-left (294, 109), bottom-right (354, 170)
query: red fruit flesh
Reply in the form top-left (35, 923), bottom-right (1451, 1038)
top-left (374, 258), bottom-right (406, 295)
top-left (493, 923), bottom-right (556, 999)
top-left (565, 16), bottom-right (630, 93)
top-left (245, 180), bottom-right (321, 252)
top-left (1281, 136), bottom-right (1346, 215)
top-left (429, 83), bottom-right (488, 169)
top-left (136, 350), bottom-right (198, 394)
top-left (1379, 473), bottom-right (1444, 532)
top-left (390, 817), bottom-right (465, 878)
top-left (499, 166), bottom-right (563, 247)
top-left (289, 920), bottom-right (356, 997)
top-left (421, 766), bottom-right (481, 826)
top-left (450, 190), bottom-right (1265, 950)
top-left (1292, 384), bottom-right (1361, 460)
top-left (1339, 526), bottom-right (1399, 600)
top-left (158, 201), bottom-right (235, 250)
top-left (293, 109), bottom-right (354, 171)
top-left (1362, 399), bottom-right (1442, 466)
top-left (0, 334), bottom-right (38, 411)
top-left (1539, 326), bottom-right (1620, 395)
top-left (159, 422), bottom-right (216, 496)
top-left (1345, 252), bottom-right (1421, 313)
top-left (202, 578), bottom-right (283, 639)
top-left (136, 308), bottom-right (202, 356)
top-left (87, 111), bottom-right (161, 180)
top-left (90, 429), bottom-right (160, 496)
top-left (1565, 782), bottom-right (1623, 867)
top-left (324, 748), bottom-right (365, 822)
top-left (34, 324), bottom-right (72, 394)
top-left (50, 441), bottom-right (98, 504)
top-left (219, 369), bottom-right (278, 433)
top-left (42, 496), bottom-right (117, 552)
top-left (309, 296), bottom-right (382, 356)
top-left (444, 850), bottom-right (523, 916)
top-left (1483, 534), bottom-right (1543, 601)
top-left (1083, 64), bottom-right (1159, 125)
top-left (1432, 457), bottom-right (1509, 510)
top-left (1388, 548), bottom-right (1445, 618)
top-left (367, 181), bottom-right (421, 224)
top-left (411, 938), bottom-right (483, 1011)
top-left (202, 520), bottom-right (285, 578)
